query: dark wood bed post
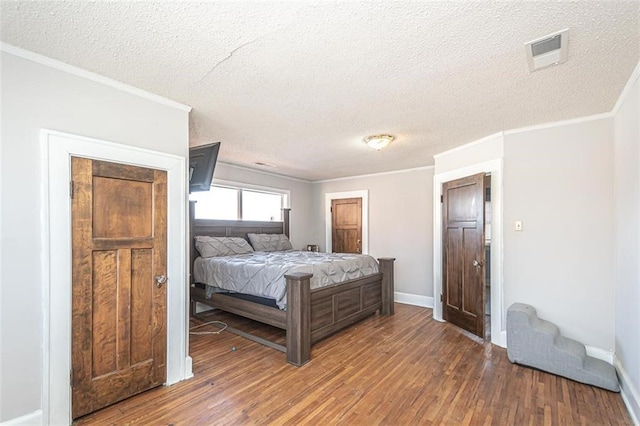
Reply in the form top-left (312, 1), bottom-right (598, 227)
top-left (283, 208), bottom-right (291, 238)
top-left (379, 258), bottom-right (396, 316)
top-left (189, 200), bottom-right (196, 317)
top-left (285, 272), bottom-right (312, 366)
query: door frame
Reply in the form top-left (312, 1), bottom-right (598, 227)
top-left (41, 130), bottom-right (191, 425)
top-left (433, 159), bottom-right (505, 347)
top-left (325, 190), bottom-right (368, 254)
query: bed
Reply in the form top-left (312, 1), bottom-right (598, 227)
top-left (189, 201), bottom-right (395, 366)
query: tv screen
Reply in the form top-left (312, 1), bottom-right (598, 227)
top-left (189, 142), bottom-right (220, 193)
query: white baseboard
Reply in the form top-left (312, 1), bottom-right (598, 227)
top-left (585, 346), bottom-right (615, 365)
top-left (615, 355), bottom-right (640, 425)
top-left (0, 410), bottom-right (43, 426)
top-left (394, 292), bottom-right (433, 308)
top-left (184, 356), bottom-right (194, 379)
top-left (498, 330), bottom-right (507, 348)
top-left (194, 302), bottom-right (215, 314)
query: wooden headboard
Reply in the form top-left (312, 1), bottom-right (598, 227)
top-left (188, 200), bottom-right (291, 283)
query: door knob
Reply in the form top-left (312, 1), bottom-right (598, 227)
top-left (472, 260), bottom-right (483, 268)
top-left (155, 275), bottom-right (167, 287)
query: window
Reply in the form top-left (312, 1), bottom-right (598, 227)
top-left (242, 190), bottom-right (283, 221)
top-left (190, 183), bottom-right (288, 221)
top-left (190, 186), bottom-right (238, 220)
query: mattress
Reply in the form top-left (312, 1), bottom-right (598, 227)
top-left (193, 250), bottom-right (379, 309)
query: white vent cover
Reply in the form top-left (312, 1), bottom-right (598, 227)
top-left (525, 28), bottom-right (569, 72)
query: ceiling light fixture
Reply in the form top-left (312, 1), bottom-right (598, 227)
top-left (364, 134), bottom-right (394, 150)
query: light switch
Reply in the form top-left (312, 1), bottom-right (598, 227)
top-left (515, 220), bottom-right (523, 231)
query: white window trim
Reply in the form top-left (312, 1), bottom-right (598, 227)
top-left (191, 178), bottom-right (291, 220)
top-left (213, 179), bottom-right (290, 207)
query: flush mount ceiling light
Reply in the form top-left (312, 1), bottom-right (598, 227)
top-left (364, 134), bottom-right (394, 150)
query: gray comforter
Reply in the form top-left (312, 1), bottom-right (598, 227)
top-left (193, 250), bottom-right (379, 309)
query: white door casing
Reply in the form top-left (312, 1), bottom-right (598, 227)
top-left (41, 130), bottom-right (191, 425)
top-left (433, 159), bottom-right (505, 348)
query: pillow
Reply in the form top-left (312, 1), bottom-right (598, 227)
top-left (195, 236), bottom-right (254, 258)
top-left (247, 233), bottom-right (293, 252)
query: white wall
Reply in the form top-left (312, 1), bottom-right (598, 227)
top-left (0, 50), bottom-right (189, 422)
top-left (311, 168), bottom-right (434, 300)
top-left (212, 163), bottom-right (314, 249)
top-left (503, 118), bottom-right (615, 351)
top-left (613, 66), bottom-right (640, 422)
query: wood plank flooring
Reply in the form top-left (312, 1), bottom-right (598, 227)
top-left (75, 304), bottom-right (631, 425)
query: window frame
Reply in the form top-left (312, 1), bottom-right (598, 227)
top-left (190, 178), bottom-right (290, 221)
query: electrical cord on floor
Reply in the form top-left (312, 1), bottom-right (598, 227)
top-left (189, 320), bottom-right (228, 335)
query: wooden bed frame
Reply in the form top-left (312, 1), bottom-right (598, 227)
top-left (189, 201), bottom-right (395, 366)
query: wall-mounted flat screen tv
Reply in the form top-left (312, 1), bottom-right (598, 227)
top-left (189, 142), bottom-right (220, 193)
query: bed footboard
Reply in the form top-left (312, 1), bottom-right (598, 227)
top-left (284, 257), bottom-right (395, 367)
top-left (284, 272), bottom-right (312, 366)
top-left (379, 258), bottom-right (395, 315)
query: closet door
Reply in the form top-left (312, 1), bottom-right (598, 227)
top-left (442, 173), bottom-right (486, 338)
top-left (71, 157), bottom-right (167, 418)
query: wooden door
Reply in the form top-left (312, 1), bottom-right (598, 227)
top-left (71, 157), bottom-right (167, 419)
top-left (331, 198), bottom-right (362, 253)
top-left (442, 173), bottom-right (486, 338)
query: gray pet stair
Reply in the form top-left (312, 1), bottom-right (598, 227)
top-left (507, 303), bottom-right (619, 392)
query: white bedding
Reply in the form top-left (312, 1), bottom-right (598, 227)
top-left (193, 250), bottom-right (379, 309)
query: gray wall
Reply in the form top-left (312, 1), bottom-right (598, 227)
top-left (311, 168), bottom-right (434, 298)
top-left (503, 118), bottom-right (615, 351)
top-left (613, 71), bottom-right (640, 420)
top-left (0, 51), bottom-right (189, 422)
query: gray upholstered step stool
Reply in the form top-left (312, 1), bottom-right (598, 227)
top-left (507, 303), bottom-right (619, 392)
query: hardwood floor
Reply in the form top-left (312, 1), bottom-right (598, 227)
top-left (76, 304), bottom-right (631, 425)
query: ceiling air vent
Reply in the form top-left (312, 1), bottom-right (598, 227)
top-left (525, 29), bottom-right (569, 72)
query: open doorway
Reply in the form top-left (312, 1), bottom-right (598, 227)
top-left (441, 173), bottom-right (490, 339)
top-left (433, 159), bottom-right (504, 348)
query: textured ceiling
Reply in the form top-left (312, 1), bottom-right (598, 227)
top-left (1, 1), bottom-right (639, 181)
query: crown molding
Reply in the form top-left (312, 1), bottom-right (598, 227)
top-left (611, 59), bottom-right (640, 117)
top-left (1, 42), bottom-right (192, 113)
top-left (432, 61), bottom-right (640, 157)
top-left (218, 162), bottom-right (435, 184)
top-left (503, 112), bottom-right (614, 136)
top-left (313, 165), bottom-right (434, 184)
top-left (433, 132), bottom-right (504, 159)
top-left (216, 162), bottom-right (311, 183)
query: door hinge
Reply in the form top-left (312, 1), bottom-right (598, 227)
top-left (440, 195), bottom-right (443, 203)
top-left (330, 206), bottom-right (332, 213)
top-left (70, 368), bottom-right (74, 388)
top-left (69, 181), bottom-right (74, 199)
top-left (440, 294), bottom-right (443, 302)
